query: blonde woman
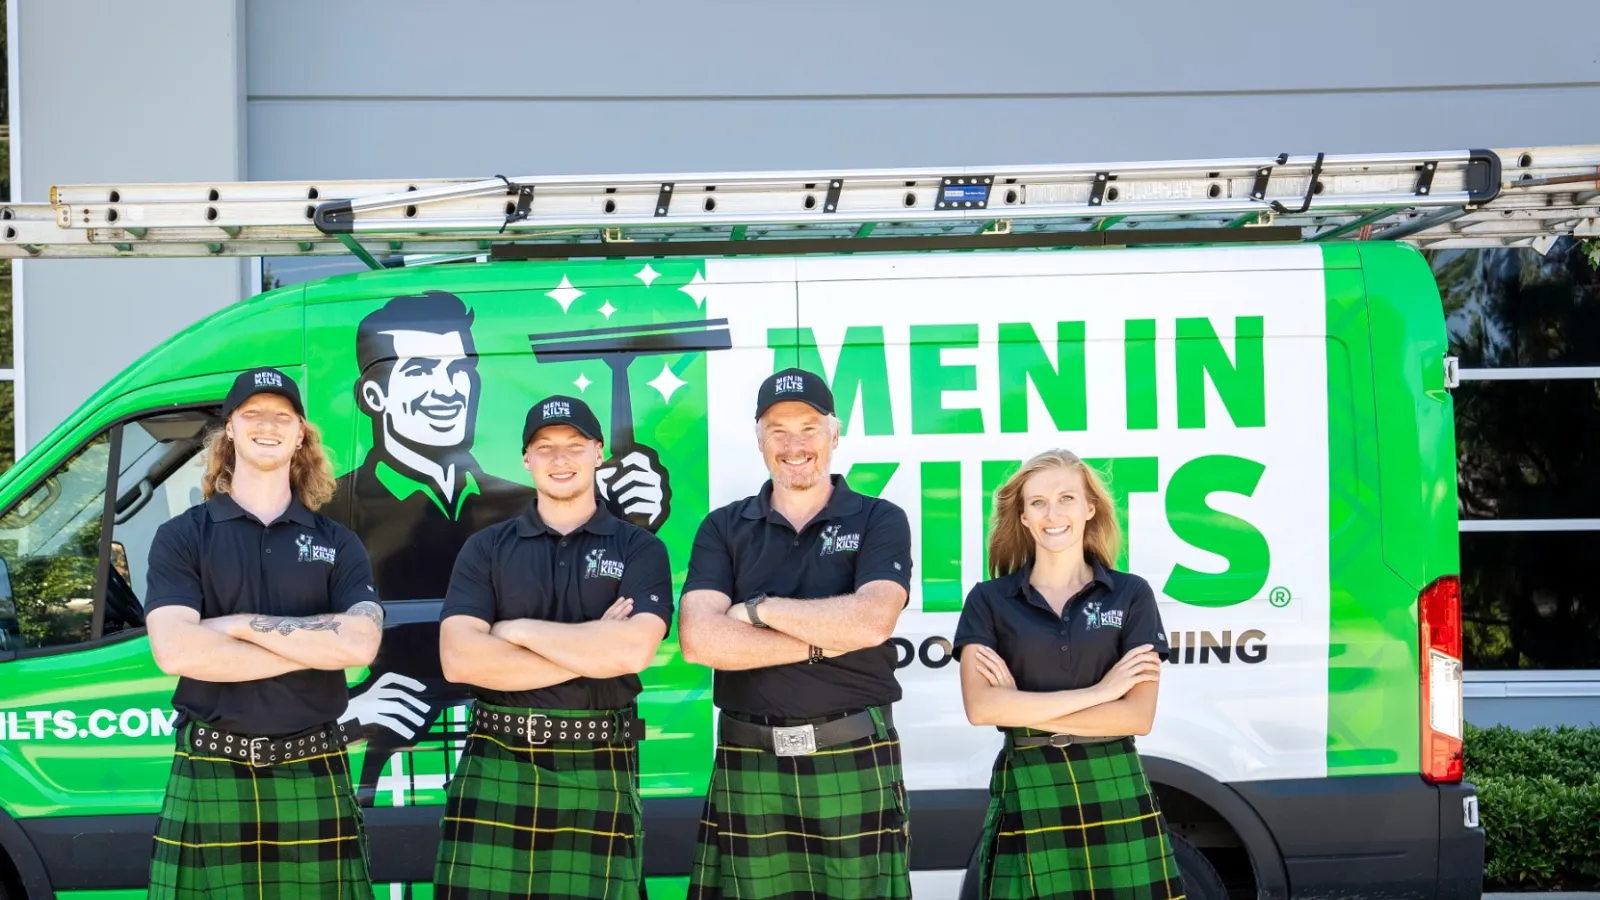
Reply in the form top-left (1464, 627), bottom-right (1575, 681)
top-left (953, 449), bottom-right (1185, 900)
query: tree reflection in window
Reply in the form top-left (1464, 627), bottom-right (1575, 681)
top-left (1427, 237), bottom-right (1600, 670)
top-left (0, 433), bottom-right (109, 649)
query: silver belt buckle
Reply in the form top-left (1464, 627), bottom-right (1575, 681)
top-left (771, 724), bottom-right (817, 756)
top-left (1048, 734), bottom-right (1075, 748)
top-left (526, 714), bottom-right (549, 746)
top-left (247, 737), bottom-right (269, 767)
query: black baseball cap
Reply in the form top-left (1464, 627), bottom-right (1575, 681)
top-left (755, 367), bottom-right (834, 420)
top-left (221, 367), bottom-right (306, 419)
top-left (523, 395), bottom-right (604, 449)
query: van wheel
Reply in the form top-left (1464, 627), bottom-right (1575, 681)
top-left (1172, 832), bottom-right (1229, 900)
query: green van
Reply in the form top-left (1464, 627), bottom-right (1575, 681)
top-left (0, 240), bottom-right (1481, 900)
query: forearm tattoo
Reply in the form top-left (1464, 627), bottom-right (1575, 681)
top-left (347, 600), bottom-right (384, 628)
top-left (249, 613), bottom-right (341, 636)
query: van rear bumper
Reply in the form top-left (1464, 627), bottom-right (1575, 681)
top-left (1230, 773), bottom-right (1484, 900)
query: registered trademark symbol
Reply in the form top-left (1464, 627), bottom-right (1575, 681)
top-left (1268, 587), bottom-right (1292, 608)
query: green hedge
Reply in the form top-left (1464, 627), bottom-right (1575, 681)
top-left (1465, 722), bottom-right (1600, 891)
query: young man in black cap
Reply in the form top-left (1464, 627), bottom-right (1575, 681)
top-left (142, 366), bottom-right (385, 899)
top-left (433, 394), bottom-right (675, 899)
top-left (679, 367), bottom-right (916, 900)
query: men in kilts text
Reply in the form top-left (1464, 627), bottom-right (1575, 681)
top-left (143, 367), bottom-right (385, 900)
top-left (678, 368), bottom-right (917, 900)
top-left (434, 394), bottom-right (674, 899)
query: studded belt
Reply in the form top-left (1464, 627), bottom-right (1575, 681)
top-left (187, 720), bottom-right (358, 767)
top-left (470, 705), bottom-right (643, 746)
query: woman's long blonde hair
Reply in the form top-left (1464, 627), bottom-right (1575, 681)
top-left (201, 417), bottom-right (338, 511)
top-left (987, 449), bottom-right (1120, 578)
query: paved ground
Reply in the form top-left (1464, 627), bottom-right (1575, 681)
top-left (1484, 893), bottom-right (1600, 899)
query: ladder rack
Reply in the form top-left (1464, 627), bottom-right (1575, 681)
top-left (2, 145), bottom-right (1596, 263)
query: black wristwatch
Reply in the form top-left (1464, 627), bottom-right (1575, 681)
top-left (744, 592), bottom-right (771, 629)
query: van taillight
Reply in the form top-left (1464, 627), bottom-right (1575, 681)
top-left (1420, 575), bottom-right (1464, 784)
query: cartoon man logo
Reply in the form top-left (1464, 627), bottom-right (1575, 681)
top-left (331, 289), bottom-right (676, 805)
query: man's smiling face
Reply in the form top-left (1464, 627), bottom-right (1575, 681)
top-left (366, 329), bottom-right (476, 449)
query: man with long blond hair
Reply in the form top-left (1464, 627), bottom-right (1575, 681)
top-left (142, 367), bottom-right (384, 900)
top-left (953, 448), bottom-right (1184, 900)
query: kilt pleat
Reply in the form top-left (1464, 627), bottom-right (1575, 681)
top-left (688, 706), bottom-right (911, 900)
top-left (147, 725), bottom-right (372, 900)
top-left (432, 703), bottom-right (643, 900)
top-left (976, 735), bottom-right (1186, 900)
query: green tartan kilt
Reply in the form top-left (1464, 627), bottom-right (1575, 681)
top-left (976, 734), bottom-right (1187, 900)
top-left (147, 723), bottom-right (372, 900)
top-left (433, 703), bottom-right (643, 900)
top-left (688, 706), bottom-right (911, 900)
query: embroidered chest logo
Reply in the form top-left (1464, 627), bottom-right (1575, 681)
top-left (819, 524), bottom-right (861, 555)
top-left (585, 548), bottom-right (625, 580)
top-left (296, 534), bottom-right (337, 565)
top-left (1083, 601), bottom-right (1123, 630)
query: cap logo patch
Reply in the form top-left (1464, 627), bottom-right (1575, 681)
top-left (255, 371), bottom-right (284, 388)
top-left (542, 399), bottom-right (572, 420)
top-left (775, 374), bottom-right (805, 394)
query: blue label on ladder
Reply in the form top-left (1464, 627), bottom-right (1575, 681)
top-left (942, 184), bottom-right (990, 205)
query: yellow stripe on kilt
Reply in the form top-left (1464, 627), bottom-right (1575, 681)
top-left (442, 816), bottom-right (635, 839)
top-left (997, 808), bottom-right (1162, 837)
top-left (472, 733), bottom-right (639, 756)
top-left (175, 749), bottom-right (349, 767)
top-left (701, 821), bottom-right (907, 841)
top-left (154, 834), bottom-right (361, 849)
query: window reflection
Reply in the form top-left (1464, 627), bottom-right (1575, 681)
top-left (1428, 238), bottom-right (1600, 368)
top-left (1455, 380), bottom-right (1600, 520)
top-left (1462, 531), bottom-right (1600, 670)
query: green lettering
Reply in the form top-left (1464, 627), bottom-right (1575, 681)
top-left (1082, 457), bottom-right (1159, 570)
top-left (921, 461), bottom-right (963, 612)
top-left (980, 459), bottom-right (1022, 576)
top-left (1176, 316), bottom-right (1265, 429)
top-left (1125, 319), bottom-right (1158, 430)
top-left (910, 324), bottom-right (983, 434)
top-left (844, 462), bottom-right (899, 498)
top-left (766, 326), bottom-right (894, 435)
top-left (1162, 455), bottom-right (1271, 607)
top-left (998, 321), bottom-right (1087, 433)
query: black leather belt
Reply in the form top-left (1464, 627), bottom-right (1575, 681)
top-left (1010, 731), bottom-right (1129, 749)
top-left (718, 707), bottom-right (892, 756)
top-left (471, 706), bottom-right (643, 746)
top-left (187, 720), bottom-right (357, 767)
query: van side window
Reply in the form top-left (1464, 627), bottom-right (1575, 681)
top-left (107, 410), bottom-right (215, 626)
top-left (0, 433), bottom-right (112, 650)
top-left (0, 408), bottom-right (217, 653)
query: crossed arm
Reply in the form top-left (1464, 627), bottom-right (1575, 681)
top-left (958, 643), bottom-right (1163, 736)
top-left (678, 580), bottom-right (906, 671)
top-left (440, 598), bottom-right (668, 690)
top-left (146, 600), bottom-right (385, 681)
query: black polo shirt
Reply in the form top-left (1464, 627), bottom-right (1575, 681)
top-left (953, 559), bottom-right (1170, 693)
top-left (683, 474), bottom-right (913, 720)
top-left (143, 492), bottom-right (378, 738)
top-left (440, 502), bottom-right (674, 711)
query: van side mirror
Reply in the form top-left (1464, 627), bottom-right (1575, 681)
top-left (0, 555), bottom-right (18, 652)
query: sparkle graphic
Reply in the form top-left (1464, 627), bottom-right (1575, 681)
top-left (546, 275), bottom-right (584, 313)
top-left (574, 373), bottom-right (592, 393)
top-left (635, 264), bottom-right (660, 287)
top-left (680, 271), bottom-right (709, 308)
top-left (647, 362), bottom-right (687, 403)
top-left (598, 300), bottom-right (617, 319)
